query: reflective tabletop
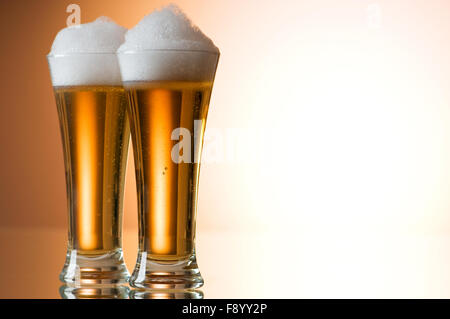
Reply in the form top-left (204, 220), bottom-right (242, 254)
top-left (2, 226), bottom-right (450, 298)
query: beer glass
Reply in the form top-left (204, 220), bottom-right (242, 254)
top-left (47, 53), bottom-right (130, 285)
top-left (118, 49), bottom-right (219, 289)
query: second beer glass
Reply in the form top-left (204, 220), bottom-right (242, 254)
top-left (118, 49), bottom-right (219, 289)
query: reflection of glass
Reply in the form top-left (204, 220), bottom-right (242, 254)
top-left (47, 53), bottom-right (130, 285)
top-left (118, 50), bottom-right (219, 289)
top-left (130, 289), bottom-right (204, 299)
top-left (59, 285), bottom-right (130, 299)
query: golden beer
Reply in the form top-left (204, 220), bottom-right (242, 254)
top-left (52, 84), bottom-right (130, 285)
top-left (124, 79), bottom-right (214, 288)
top-left (125, 81), bottom-right (212, 260)
top-left (54, 86), bottom-right (130, 255)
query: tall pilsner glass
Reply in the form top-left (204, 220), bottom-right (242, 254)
top-left (47, 53), bottom-right (130, 285)
top-left (118, 50), bottom-right (219, 289)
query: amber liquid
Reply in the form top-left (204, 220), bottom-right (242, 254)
top-left (54, 86), bottom-right (130, 255)
top-left (125, 81), bottom-right (212, 260)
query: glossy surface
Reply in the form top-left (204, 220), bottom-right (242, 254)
top-left (3, 226), bottom-right (450, 298)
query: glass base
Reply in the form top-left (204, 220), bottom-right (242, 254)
top-left (129, 252), bottom-right (204, 289)
top-left (59, 285), bottom-right (130, 299)
top-left (130, 289), bottom-right (204, 299)
top-left (59, 248), bottom-right (129, 286)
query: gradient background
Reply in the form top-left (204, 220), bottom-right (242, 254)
top-left (1, 0), bottom-right (450, 298)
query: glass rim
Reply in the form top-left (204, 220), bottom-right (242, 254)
top-left (47, 52), bottom-right (119, 58)
top-left (117, 48), bottom-right (220, 55)
top-left (47, 49), bottom-right (220, 58)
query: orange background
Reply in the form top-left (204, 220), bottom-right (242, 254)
top-left (2, 0), bottom-right (450, 298)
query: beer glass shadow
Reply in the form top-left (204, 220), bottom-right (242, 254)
top-left (130, 289), bottom-right (204, 299)
top-left (59, 285), bottom-right (130, 299)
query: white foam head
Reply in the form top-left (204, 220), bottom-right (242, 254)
top-left (117, 4), bottom-right (219, 82)
top-left (118, 4), bottom-right (218, 53)
top-left (48, 17), bottom-right (126, 86)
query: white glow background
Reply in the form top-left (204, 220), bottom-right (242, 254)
top-left (119, 0), bottom-right (450, 298)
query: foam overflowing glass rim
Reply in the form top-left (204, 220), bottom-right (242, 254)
top-left (47, 51), bottom-right (124, 86)
top-left (116, 48), bottom-right (219, 83)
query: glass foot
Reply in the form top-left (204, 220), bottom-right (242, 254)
top-left (130, 289), bottom-right (204, 299)
top-left (59, 248), bottom-right (129, 286)
top-left (59, 285), bottom-right (130, 299)
top-left (129, 252), bottom-right (204, 289)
